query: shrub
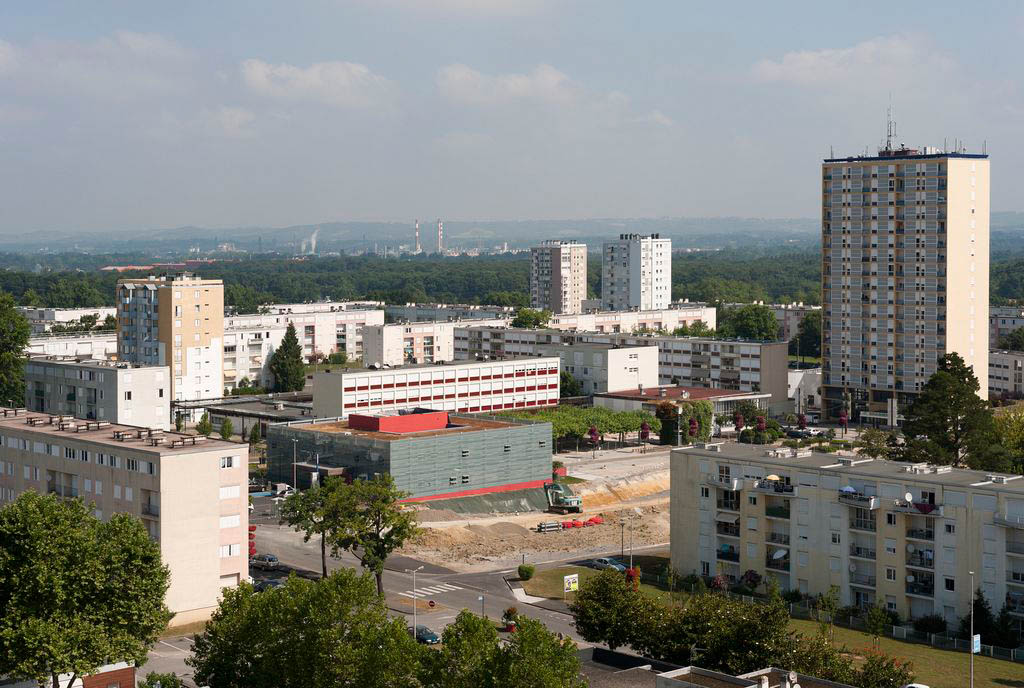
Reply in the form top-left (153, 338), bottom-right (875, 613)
top-left (912, 613), bottom-right (946, 635)
top-left (738, 428), bottom-right (755, 443)
top-left (502, 606), bottom-right (518, 623)
top-left (782, 439), bottom-right (799, 448)
top-left (517, 564), bottom-right (535, 581)
top-left (730, 584), bottom-right (755, 596)
top-left (740, 569), bottom-right (762, 589)
top-left (782, 588), bottom-right (804, 604)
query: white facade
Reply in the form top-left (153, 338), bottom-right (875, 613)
top-left (312, 357), bottom-right (561, 418)
top-left (17, 306), bottom-right (118, 334)
top-left (25, 357), bottom-right (171, 430)
top-left (530, 240), bottom-right (587, 314)
top-left (0, 408), bottom-right (248, 626)
top-left (601, 233), bottom-right (672, 311)
top-left (788, 367), bottom-right (822, 415)
top-left (224, 306), bottom-right (384, 364)
top-left (767, 303), bottom-right (821, 341)
top-left (362, 318), bottom-right (511, 368)
top-left (384, 303), bottom-right (517, 323)
top-left (27, 332), bottom-right (118, 359)
top-left (547, 304), bottom-right (715, 333)
top-left (991, 306), bottom-right (1024, 347)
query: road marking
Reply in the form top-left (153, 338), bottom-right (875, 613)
top-left (436, 583), bottom-right (462, 591)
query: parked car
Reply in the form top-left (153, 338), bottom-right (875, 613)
top-left (250, 553), bottom-right (280, 571)
top-left (785, 429), bottom-right (811, 439)
top-left (254, 579), bottom-right (284, 592)
top-left (413, 625), bottom-right (440, 645)
top-left (591, 557), bottom-right (626, 572)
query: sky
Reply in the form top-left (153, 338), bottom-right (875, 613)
top-left (1, 1), bottom-right (1023, 234)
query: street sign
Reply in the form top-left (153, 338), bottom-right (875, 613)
top-left (428, 600), bottom-right (436, 608)
top-left (563, 573), bottom-right (579, 593)
top-left (972, 633), bottom-right (981, 654)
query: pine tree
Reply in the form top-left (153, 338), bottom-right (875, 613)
top-left (959, 587), bottom-right (997, 643)
top-left (249, 423), bottom-right (261, 444)
top-left (196, 412), bottom-right (212, 437)
top-left (269, 323), bottom-right (306, 393)
top-left (900, 353), bottom-right (998, 468)
top-left (219, 418), bottom-right (233, 440)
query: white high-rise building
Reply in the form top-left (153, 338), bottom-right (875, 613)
top-left (601, 234), bottom-right (672, 311)
top-left (530, 240), bottom-right (587, 314)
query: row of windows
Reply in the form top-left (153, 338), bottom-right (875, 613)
top-left (0, 437), bottom-right (158, 476)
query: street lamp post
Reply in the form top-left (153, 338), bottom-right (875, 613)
top-left (407, 566), bottom-right (424, 636)
top-left (969, 569), bottom-right (975, 688)
top-left (478, 594), bottom-right (485, 618)
top-left (291, 438), bottom-right (298, 490)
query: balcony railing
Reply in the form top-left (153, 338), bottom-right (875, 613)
top-left (906, 552), bottom-right (934, 569)
top-left (850, 573), bottom-right (876, 587)
top-left (1007, 542), bottom-right (1024, 555)
top-left (752, 479), bottom-right (796, 496)
top-left (851, 518), bottom-right (877, 532)
top-left (995, 513), bottom-right (1024, 529)
top-left (1007, 598), bottom-right (1024, 615)
top-left (1008, 570), bottom-right (1024, 585)
top-left (47, 484), bottom-right (78, 498)
top-left (850, 544), bottom-right (876, 559)
top-left (716, 522), bottom-right (740, 537)
top-left (905, 582), bottom-right (934, 597)
top-left (717, 499), bottom-right (741, 512)
top-left (892, 499), bottom-right (943, 517)
top-left (767, 532), bottom-right (790, 545)
top-left (141, 503), bottom-right (160, 517)
top-left (906, 528), bottom-right (935, 541)
top-left (838, 491), bottom-right (879, 509)
top-left (717, 549), bottom-right (740, 562)
top-left (704, 474), bottom-right (743, 492)
top-left (766, 506), bottom-right (791, 519)
top-left (766, 557), bottom-right (791, 572)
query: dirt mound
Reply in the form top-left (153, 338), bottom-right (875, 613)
top-left (577, 469), bottom-right (670, 508)
top-left (415, 508), bottom-right (462, 522)
top-left (466, 522), bottom-right (531, 538)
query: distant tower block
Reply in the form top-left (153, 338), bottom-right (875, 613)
top-left (414, 219), bottom-right (421, 253)
top-left (437, 218), bottom-right (444, 253)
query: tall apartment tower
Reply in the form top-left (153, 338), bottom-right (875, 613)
top-left (821, 144), bottom-right (990, 422)
top-left (530, 240), bottom-right (587, 314)
top-left (601, 233), bottom-right (672, 311)
top-left (117, 274), bottom-right (225, 406)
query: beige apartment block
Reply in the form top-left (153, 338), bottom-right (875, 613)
top-left (821, 148), bottom-right (989, 422)
top-left (546, 304), bottom-right (716, 333)
top-left (0, 408), bottom-right (248, 626)
top-left (530, 240), bottom-right (587, 315)
top-left (362, 318), bottom-right (511, 368)
top-left (990, 349), bottom-right (1024, 400)
top-left (671, 442), bottom-right (1024, 635)
top-left (117, 274), bottom-right (225, 405)
top-left (601, 233), bottom-right (672, 311)
top-left (27, 331), bottom-right (118, 359)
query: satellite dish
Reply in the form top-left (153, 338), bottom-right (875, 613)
top-left (773, 549), bottom-right (788, 560)
top-left (840, 485), bottom-right (856, 493)
top-left (906, 574), bottom-right (915, 583)
top-left (906, 543), bottom-right (915, 553)
top-left (905, 492), bottom-right (914, 502)
top-left (789, 671), bottom-right (798, 683)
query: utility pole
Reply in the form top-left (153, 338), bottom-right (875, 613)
top-left (291, 438), bottom-right (298, 490)
top-left (969, 569), bottom-right (975, 688)
top-left (407, 566), bottom-right (424, 635)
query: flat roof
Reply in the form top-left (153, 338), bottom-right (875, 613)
top-left (317, 356), bottom-right (559, 374)
top-left (205, 398), bottom-right (312, 420)
top-left (0, 408), bottom-right (239, 455)
top-left (679, 442), bottom-right (1024, 495)
top-left (597, 386), bottom-right (767, 401)
top-left (824, 150), bottom-right (987, 163)
top-left (282, 414), bottom-right (527, 441)
top-left (26, 355), bottom-right (165, 371)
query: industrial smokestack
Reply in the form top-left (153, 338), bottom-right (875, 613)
top-left (437, 218), bottom-right (443, 253)
top-left (414, 219), bottom-right (421, 253)
top-left (309, 227), bottom-right (320, 255)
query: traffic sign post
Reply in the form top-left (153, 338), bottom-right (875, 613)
top-left (428, 600), bottom-right (436, 609)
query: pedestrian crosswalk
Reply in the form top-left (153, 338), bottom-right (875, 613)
top-left (397, 582), bottom-right (463, 599)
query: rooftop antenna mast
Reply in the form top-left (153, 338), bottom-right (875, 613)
top-left (885, 96), bottom-right (896, 153)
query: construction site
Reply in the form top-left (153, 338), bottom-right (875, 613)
top-left (400, 444), bottom-right (674, 573)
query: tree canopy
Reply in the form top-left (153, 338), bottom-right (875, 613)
top-left (269, 323), bottom-right (306, 393)
top-left (510, 308), bottom-right (552, 329)
top-left (789, 310), bottom-right (822, 359)
top-left (498, 406), bottom-right (660, 444)
top-left (0, 292), bottom-right (30, 406)
top-left (717, 304), bottom-right (780, 341)
top-left (0, 492), bottom-right (171, 688)
top-left (997, 327), bottom-right (1024, 351)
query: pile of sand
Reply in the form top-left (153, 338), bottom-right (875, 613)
top-left (414, 508), bottom-right (463, 523)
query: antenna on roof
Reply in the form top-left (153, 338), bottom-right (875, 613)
top-left (885, 96), bottom-right (896, 153)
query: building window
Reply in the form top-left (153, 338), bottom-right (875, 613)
top-left (945, 523), bottom-right (955, 535)
top-left (124, 391), bottom-right (132, 401)
top-left (886, 567), bottom-right (896, 582)
top-left (748, 495), bottom-right (757, 505)
top-left (219, 514), bottom-right (240, 529)
top-left (700, 486), bottom-right (710, 498)
top-left (127, 458), bottom-right (139, 471)
top-left (220, 456), bottom-right (234, 469)
top-left (701, 561), bottom-right (710, 576)
top-left (945, 578), bottom-right (955, 592)
top-left (831, 532), bottom-right (841, 545)
top-left (886, 513), bottom-right (896, 526)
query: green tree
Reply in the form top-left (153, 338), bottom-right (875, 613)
top-left (560, 371), bottom-right (582, 397)
top-left (219, 418), bottom-right (234, 440)
top-left (959, 587), bottom-right (998, 644)
top-left (489, 615), bottom-right (585, 688)
top-left (864, 604), bottom-right (890, 649)
top-left (855, 428), bottom-right (897, 459)
top-left (19, 288), bottom-right (43, 307)
top-left (510, 308), bottom-right (551, 329)
top-left (188, 571), bottom-right (421, 688)
top-left (717, 304), bottom-right (779, 340)
top-left (0, 492), bottom-right (171, 688)
top-left (420, 610), bottom-right (500, 688)
top-left (816, 585), bottom-right (840, 642)
top-left (329, 475), bottom-right (421, 595)
top-left (0, 292), bottom-right (30, 406)
top-left (854, 649), bottom-right (915, 688)
top-left (569, 569), bottom-right (651, 650)
top-left (139, 672), bottom-right (184, 688)
top-left (100, 313), bottom-right (118, 330)
top-left (196, 412), bottom-right (213, 437)
top-left (249, 423), bottom-right (262, 444)
top-left (789, 310), bottom-right (822, 359)
top-left (997, 326), bottom-right (1024, 351)
top-left (280, 482), bottom-right (339, 578)
top-left (269, 323), bottom-right (307, 392)
top-left (901, 353), bottom-right (998, 468)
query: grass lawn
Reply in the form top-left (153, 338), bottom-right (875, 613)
top-left (522, 565), bottom-right (684, 606)
top-left (788, 618), bottom-right (1024, 688)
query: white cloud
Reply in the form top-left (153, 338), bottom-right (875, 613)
top-left (633, 109), bottom-right (673, 127)
top-left (203, 106), bottom-right (256, 138)
top-left (752, 34), bottom-right (954, 87)
top-left (240, 58), bottom-right (392, 108)
top-left (109, 31), bottom-right (191, 62)
top-left (437, 63), bottom-right (577, 106)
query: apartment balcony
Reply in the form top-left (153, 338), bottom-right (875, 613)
top-left (47, 484), bottom-right (78, 498)
top-left (1007, 570), bottom-right (1024, 587)
top-left (906, 528), bottom-right (935, 541)
top-left (766, 532), bottom-right (790, 546)
top-left (705, 474), bottom-right (743, 492)
top-left (765, 506), bottom-right (791, 520)
top-left (906, 551), bottom-right (935, 569)
top-left (850, 544), bottom-right (876, 560)
top-left (765, 555), bottom-right (790, 572)
top-left (717, 548), bottom-right (740, 563)
top-left (716, 522), bottom-right (740, 538)
top-left (716, 499), bottom-right (741, 512)
top-left (905, 581), bottom-right (934, 598)
top-left (751, 479), bottom-right (797, 497)
top-left (994, 513), bottom-right (1024, 529)
top-left (141, 503), bottom-right (160, 517)
top-left (1007, 541), bottom-right (1024, 556)
top-left (891, 500), bottom-right (943, 517)
top-left (838, 491), bottom-right (879, 509)
top-left (1007, 597), bottom-right (1024, 616)
top-left (850, 518), bottom-right (877, 532)
top-left (850, 573), bottom-right (876, 588)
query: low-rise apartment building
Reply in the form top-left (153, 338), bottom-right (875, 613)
top-left (991, 306), bottom-right (1024, 347)
top-left (768, 303), bottom-right (820, 342)
top-left (384, 302), bottom-right (517, 323)
top-left (990, 349), bottom-right (1024, 399)
top-left (312, 357), bottom-right (560, 419)
top-left (17, 306), bottom-right (118, 334)
top-left (362, 318), bottom-right (511, 368)
top-left (0, 408), bottom-right (248, 626)
top-left (593, 386), bottom-right (770, 417)
top-left (546, 304), bottom-right (716, 333)
top-left (27, 331), bottom-right (118, 359)
top-left (456, 326), bottom-right (788, 413)
top-left (25, 357), bottom-right (170, 430)
top-left (672, 442), bottom-right (1024, 632)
